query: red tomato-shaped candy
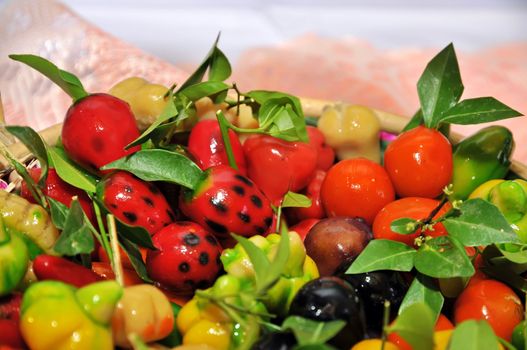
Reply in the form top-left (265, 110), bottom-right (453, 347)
top-left (373, 197), bottom-right (450, 247)
top-left (321, 158), bottom-right (395, 225)
top-left (384, 126), bottom-right (452, 198)
top-left (454, 279), bottom-right (523, 341)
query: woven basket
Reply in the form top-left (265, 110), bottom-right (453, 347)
top-left (2, 97), bottom-right (526, 179)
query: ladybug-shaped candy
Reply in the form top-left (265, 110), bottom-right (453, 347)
top-left (179, 165), bottom-right (273, 238)
top-left (146, 222), bottom-right (223, 294)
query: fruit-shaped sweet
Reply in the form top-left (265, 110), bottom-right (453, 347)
top-left (384, 125), bottom-right (452, 198)
top-left (179, 165), bottom-right (273, 238)
top-left (20, 280), bottom-right (122, 350)
top-left (98, 171), bottom-right (175, 235)
top-left (146, 222), bottom-right (223, 294)
top-left (21, 168), bottom-right (95, 223)
top-left (243, 135), bottom-right (318, 204)
top-left (289, 276), bottom-right (365, 348)
top-left (62, 93), bottom-right (141, 174)
top-left (343, 270), bottom-right (409, 337)
top-left (187, 119), bottom-right (247, 175)
top-left (304, 217), bottom-right (372, 276)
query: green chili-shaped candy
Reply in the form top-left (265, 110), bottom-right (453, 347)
top-left (0, 216), bottom-right (29, 296)
top-left (450, 126), bottom-right (514, 200)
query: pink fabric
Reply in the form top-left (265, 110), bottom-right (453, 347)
top-left (0, 0), bottom-right (189, 131)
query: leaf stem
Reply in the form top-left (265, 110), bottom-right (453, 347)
top-left (107, 214), bottom-right (124, 287)
top-left (93, 201), bottom-right (113, 263)
top-left (232, 82), bottom-right (242, 116)
top-left (423, 197), bottom-right (449, 226)
top-left (216, 110), bottom-right (238, 171)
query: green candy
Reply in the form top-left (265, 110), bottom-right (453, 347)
top-left (450, 126), bottom-right (514, 200)
top-left (0, 216), bottom-right (29, 296)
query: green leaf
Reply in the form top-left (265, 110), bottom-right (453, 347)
top-left (262, 229), bottom-right (290, 292)
top-left (255, 96), bottom-right (308, 142)
top-left (232, 234), bottom-right (271, 291)
top-left (119, 238), bottom-right (152, 283)
top-left (5, 126), bottom-right (48, 185)
top-left (176, 33), bottom-right (231, 92)
top-left (443, 199), bottom-right (520, 246)
top-left (417, 43), bottom-right (463, 128)
top-left (402, 109), bottom-right (424, 132)
top-left (497, 243), bottom-right (527, 264)
top-left (9, 54), bottom-right (88, 101)
top-left (282, 192), bottom-right (312, 208)
top-left (346, 239), bottom-right (416, 274)
top-left (47, 146), bottom-right (97, 193)
top-left (447, 320), bottom-right (500, 350)
top-left (282, 316), bottom-right (346, 346)
top-left (47, 197), bottom-right (70, 230)
top-left (114, 215), bottom-right (156, 250)
top-left (390, 218), bottom-right (419, 235)
top-left (399, 273), bottom-right (443, 323)
top-left (208, 47), bottom-right (232, 82)
top-left (246, 91), bottom-right (303, 117)
top-left (440, 97), bottom-right (522, 125)
top-left (101, 149), bottom-right (204, 191)
top-left (414, 236), bottom-right (474, 278)
top-left (179, 81), bottom-right (230, 101)
top-left (53, 199), bottom-right (94, 255)
top-left (388, 303), bottom-right (435, 350)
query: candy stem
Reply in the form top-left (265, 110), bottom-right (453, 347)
top-left (107, 214), bottom-right (124, 287)
top-left (216, 110), bottom-right (239, 171)
top-left (381, 300), bottom-right (391, 350)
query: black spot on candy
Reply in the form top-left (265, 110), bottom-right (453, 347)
top-left (232, 185), bottom-right (245, 196)
top-left (92, 137), bottom-right (104, 152)
top-left (237, 212), bottom-right (251, 223)
top-left (251, 195), bottom-right (263, 208)
top-left (205, 235), bottom-right (218, 245)
top-left (179, 262), bottom-right (190, 273)
top-left (209, 196), bottom-right (228, 213)
top-left (142, 196), bottom-right (154, 207)
top-left (205, 219), bottom-right (228, 235)
top-left (264, 217), bottom-right (273, 227)
top-left (109, 203), bottom-right (118, 209)
top-left (235, 174), bottom-right (253, 187)
top-left (123, 211), bottom-right (137, 223)
top-left (184, 279), bottom-right (195, 287)
top-left (254, 226), bottom-right (265, 234)
top-left (124, 185), bottom-right (133, 194)
top-left (184, 233), bottom-right (200, 246)
top-left (199, 252), bottom-right (209, 265)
